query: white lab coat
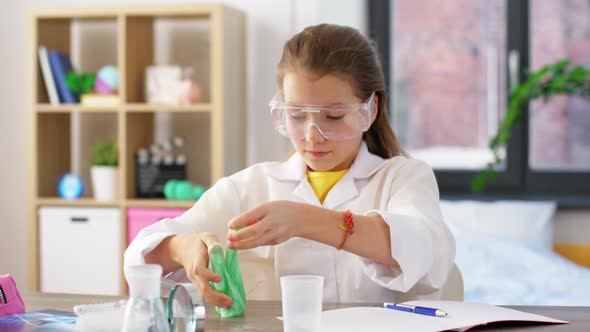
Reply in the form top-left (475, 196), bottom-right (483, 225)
top-left (124, 142), bottom-right (455, 303)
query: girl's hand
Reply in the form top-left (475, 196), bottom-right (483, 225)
top-left (173, 232), bottom-right (233, 309)
top-left (227, 201), bottom-right (305, 250)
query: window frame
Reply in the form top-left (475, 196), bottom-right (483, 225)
top-left (368, 0), bottom-right (590, 204)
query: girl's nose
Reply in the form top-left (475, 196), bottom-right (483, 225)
top-left (305, 123), bottom-right (327, 143)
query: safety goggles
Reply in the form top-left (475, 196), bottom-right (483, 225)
top-left (269, 92), bottom-right (375, 141)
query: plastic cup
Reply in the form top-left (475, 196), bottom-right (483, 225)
top-left (280, 275), bottom-right (324, 332)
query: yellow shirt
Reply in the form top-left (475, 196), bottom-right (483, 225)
top-left (306, 168), bottom-right (349, 204)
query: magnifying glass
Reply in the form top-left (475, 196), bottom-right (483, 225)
top-left (166, 283), bottom-right (206, 332)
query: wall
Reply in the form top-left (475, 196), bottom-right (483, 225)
top-left (0, 0), bottom-right (30, 289)
top-left (554, 211), bottom-right (590, 244)
top-left (0, 0), bottom-right (368, 288)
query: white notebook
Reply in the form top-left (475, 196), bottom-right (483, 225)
top-left (319, 300), bottom-right (568, 332)
top-left (38, 46), bottom-right (60, 105)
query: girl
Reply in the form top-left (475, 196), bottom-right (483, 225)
top-left (125, 24), bottom-right (455, 309)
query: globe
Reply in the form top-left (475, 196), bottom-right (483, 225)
top-left (58, 173), bottom-right (84, 200)
top-left (95, 65), bottom-right (119, 94)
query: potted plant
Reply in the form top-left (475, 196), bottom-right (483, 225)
top-left (90, 141), bottom-right (118, 201)
top-left (472, 59), bottom-right (590, 192)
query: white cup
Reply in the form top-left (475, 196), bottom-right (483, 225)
top-left (280, 275), bottom-right (324, 332)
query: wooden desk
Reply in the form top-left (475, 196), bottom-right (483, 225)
top-left (22, 293), bottom-right (590, 331)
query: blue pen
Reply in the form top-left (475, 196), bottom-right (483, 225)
top-left (384, 302), bottom-right (447, 317)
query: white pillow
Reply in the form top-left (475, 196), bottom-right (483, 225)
top-left (439, 200), bottom-right (557, 250)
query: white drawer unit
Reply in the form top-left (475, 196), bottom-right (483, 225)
top-left (39, 207), bottom-right (122, 295)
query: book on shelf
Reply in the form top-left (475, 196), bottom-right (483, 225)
top-left (48, 50), bottom-right (79, 104)
top-left (37, 46), bottom-right (60, 105)
top-left (80, 93), bottom-right (120, 107)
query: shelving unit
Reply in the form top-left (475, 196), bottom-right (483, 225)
top-left (28, 4), bottom-right (245, 294)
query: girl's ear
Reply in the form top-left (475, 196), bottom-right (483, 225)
top-left (371, 94), bottom-right (379, 123)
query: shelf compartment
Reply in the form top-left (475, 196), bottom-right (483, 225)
top-left (35, 112), bottom-right (119, 199)
top-left (125, 15), bottom-right (211, 104)
top-left (36, 17), bottom-right (119, 105)
top-left (125, 111), bottom-right (211, 200)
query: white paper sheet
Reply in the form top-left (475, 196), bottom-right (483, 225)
top-left (319, 300), bottom-right (568, 332)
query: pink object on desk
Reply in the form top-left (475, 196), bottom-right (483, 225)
top-left (0, 274), bottom-right (25, 316)
top-left (127, 207), bottom-right (187, 245)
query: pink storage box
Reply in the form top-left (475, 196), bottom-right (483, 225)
top-left (127, 207), bottom-right (187, 246)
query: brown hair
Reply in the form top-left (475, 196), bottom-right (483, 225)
top-left (276, 24), bottom-right (405, 159)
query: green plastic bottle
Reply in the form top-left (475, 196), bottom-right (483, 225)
top-left (207, 235), bottom-right (246, 318)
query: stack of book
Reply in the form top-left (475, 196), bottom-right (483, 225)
top-left (80, 93), bottom-right (120, 107)
top-left (38, 46), bottom-right (119, 107)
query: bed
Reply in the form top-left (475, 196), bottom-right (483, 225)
top-left (440, 200), bottom-right (590, 306)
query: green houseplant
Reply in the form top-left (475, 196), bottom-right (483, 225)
top-left (472, 59), bottom-right (590, 192)
top-left (90, 141), bottom-right (119, 201)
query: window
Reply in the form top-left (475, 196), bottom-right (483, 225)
top-left (391, 0), bottom-right (506, 171)
top-left (530, 0), bottom-right (590, 172)
top-left (369, 0), bottom-right (590, 200)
